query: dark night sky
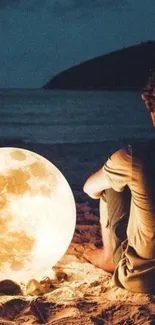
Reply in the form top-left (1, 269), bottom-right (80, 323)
top-left (0, 0), bottom-right (155, 88)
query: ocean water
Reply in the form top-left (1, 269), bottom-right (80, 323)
top-left (0, 88), bottom-right (155, 186)
top-left (0, 88), bottom-right (154, 145)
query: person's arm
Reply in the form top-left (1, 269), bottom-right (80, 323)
top-left (83, 146), bottom-right (131, 199)
top-left (83, 167), bottom-right (111, 199)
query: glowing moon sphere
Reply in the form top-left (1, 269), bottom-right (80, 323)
top-left (0, 147), bottom-right (76, 283)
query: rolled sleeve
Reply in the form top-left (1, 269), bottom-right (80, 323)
top-left (102, 146), bottom-right (132, 192)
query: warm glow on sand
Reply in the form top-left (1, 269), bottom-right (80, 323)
top-left (0, 147), bottom-right (76, 283)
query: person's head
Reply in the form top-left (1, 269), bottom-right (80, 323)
top-left (141, 73), bottom-right (155, 127)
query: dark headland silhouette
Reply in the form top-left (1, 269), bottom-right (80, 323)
top-left (43, 41), bottom-right (155, 91)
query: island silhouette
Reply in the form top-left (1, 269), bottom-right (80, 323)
top-left (43, 41), bottom-right (155, 91)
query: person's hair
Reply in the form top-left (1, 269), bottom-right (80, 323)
top-left (141, 72), bottom-right (155, 112)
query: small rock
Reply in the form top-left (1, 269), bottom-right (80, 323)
top-left (0, 280), bottom-right (22, 295)
top-left (26, 279), bottom-right (44, 296)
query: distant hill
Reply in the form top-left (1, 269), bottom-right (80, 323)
top-left (43, 41), bottom-right (155, 91)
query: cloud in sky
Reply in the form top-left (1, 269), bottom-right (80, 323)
top-left (0, 0), bottom-right (155, 87)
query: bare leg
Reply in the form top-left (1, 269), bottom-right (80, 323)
top-left (84, 199), bottom-right (115, 273)
top-left (84, 247), bottom-right (115, 273)
top-left (84, 187), bottom-right (131, 273)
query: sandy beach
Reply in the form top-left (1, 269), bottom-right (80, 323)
top-left (0, 141), bottom-right (155, 324)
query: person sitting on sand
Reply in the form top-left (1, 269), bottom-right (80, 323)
top-left (83, 77), bottom-right (155, 294)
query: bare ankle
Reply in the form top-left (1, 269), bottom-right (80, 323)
top-left (84, 248), bottom-right (115, 273)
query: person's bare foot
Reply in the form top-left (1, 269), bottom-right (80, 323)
top-left (83, 248), bottom-right (115, 273)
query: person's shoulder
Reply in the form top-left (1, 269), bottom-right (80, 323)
top-left (110, 145), bottom-right (132, 164)
top-left (109, 138), bottom-right (155, 163)
top-left (111, 144), bottom-right (132, 158)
